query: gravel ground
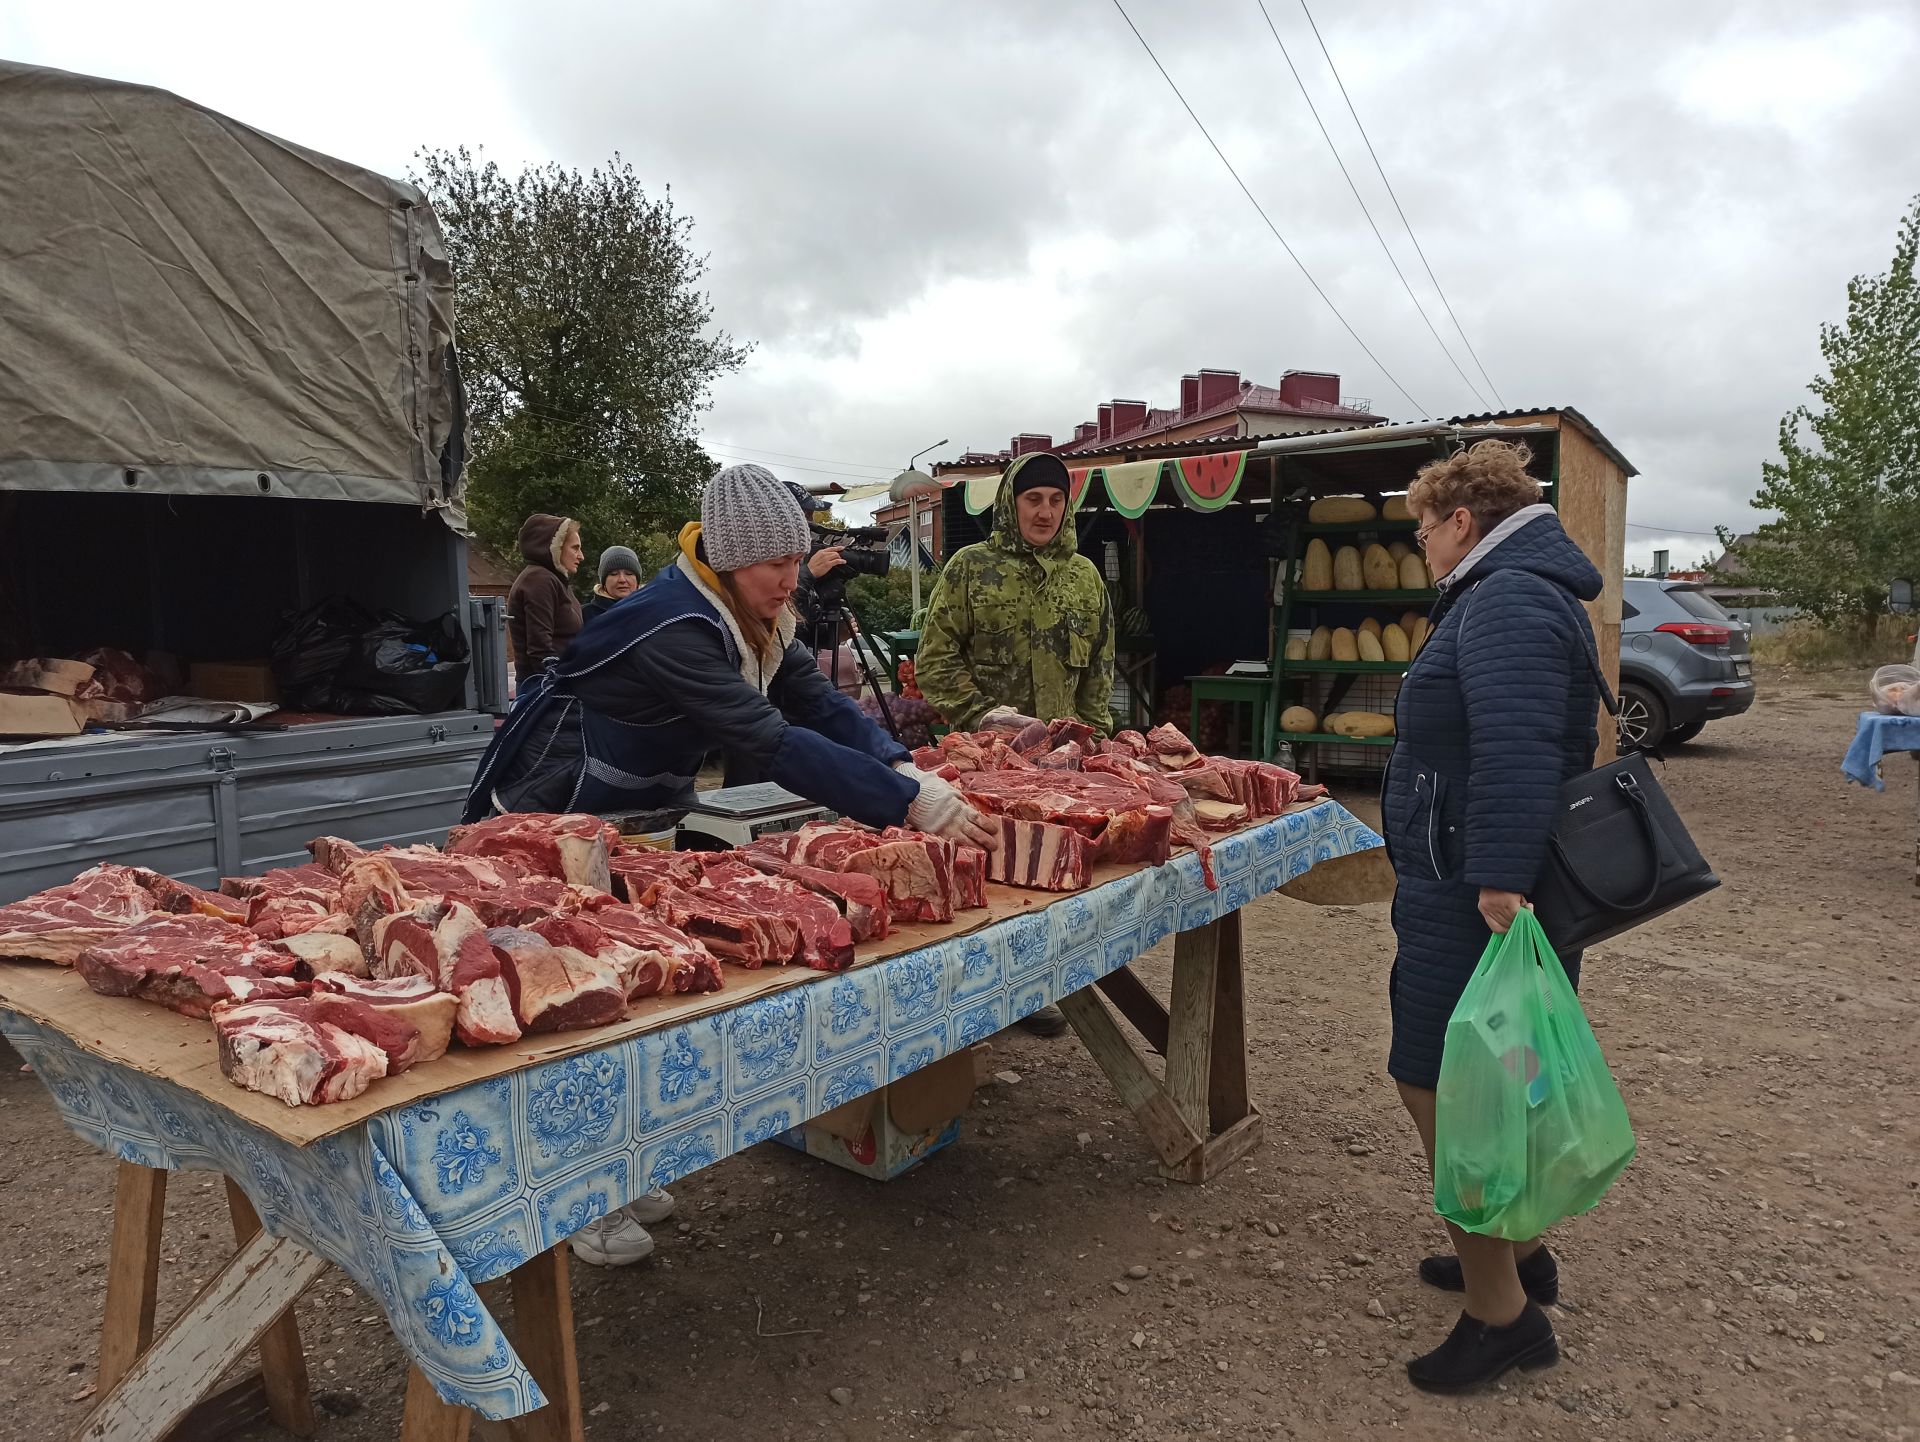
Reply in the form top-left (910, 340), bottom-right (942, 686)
top-left (1, 670), bottom-right (1916, 1441)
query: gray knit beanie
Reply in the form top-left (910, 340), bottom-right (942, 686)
top-left (701, 464), bottom-right (812, 572)
top-left (598, 545), bottom-right (641, 582)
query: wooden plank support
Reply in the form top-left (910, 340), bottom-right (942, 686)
top-left (1094, 968), bottom-right (1171, 1057)
top-left (77, 1229), bottom-right (327, 1442)
top-left (1057, 987), bottom-right (1204, 1167)
top-left (157, 1375), bottom-right (273, 1442)
top-left (225, 1178), bottom-right (317, 1436)
top-left (502, 1244), bottom-right (585, 1442)
top-left (1203, 909), bottom-right (1252, 1136)
top-left (401, 1366), bottom-right (472, 1442)
top-left (1162, 918), bottom-right (1224, 1144)
top-left (99, 1162), bottom-right (168, 1394)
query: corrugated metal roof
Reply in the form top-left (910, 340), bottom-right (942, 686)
top-left (1440, 408), bottom-right (1638, 478)
top-left (1059, 384), bottom-right (1380, 456)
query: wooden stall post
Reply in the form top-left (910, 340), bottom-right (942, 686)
top-left (225, 1178), bottom-right (316, 1435)
top-left (99, 1163), bottom-right (168, 1394)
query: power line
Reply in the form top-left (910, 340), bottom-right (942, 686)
top-left (1252, 0), bottom-right (1488, 411)
top-left (701, 439), bottom-right (900, 474)
top-left (1108, 0), bottom-right (1426, 417)
top-left (1626, 522), bottom-right (1725, 538)
top-left (1296, 0), bottom-right (1504, 407)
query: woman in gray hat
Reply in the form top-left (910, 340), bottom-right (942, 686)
top-left (582, 545), bottom-right (643, 621)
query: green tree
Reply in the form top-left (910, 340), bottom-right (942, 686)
top-left (1723, 195), bottom-right (1920, 633)
top-left (415, 149), bottom-right (749, 585)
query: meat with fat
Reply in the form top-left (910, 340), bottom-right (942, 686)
top-left (0, 864), bottom-right (158, 964)
top-left (569, 902), bottom-right (724, 997)
top-left (212, 998), bottom-right (396, 1106)
top-left (485, 924), bottom-right (628, 1032)
top-left (371, 898), bottom-right (522, 1046)
top-left (75, 914), bottom-right (308, 1018)
top-left (308, 973), bottom-right (459, 1062)
top-left (640, 882), bottom-right (801, 968)
top-left (694, 861), bottom-right (856, 970)
top-left (445, 812), bottom-right (617, 890)
top-left (734, 852), bottom-right (890, 942)
top-left (984, 817), bottom-right (1093, 892)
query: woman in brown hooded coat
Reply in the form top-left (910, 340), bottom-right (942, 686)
top-left (507, 513), bottom-right (584, 674)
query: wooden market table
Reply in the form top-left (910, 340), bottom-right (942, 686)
top-left (2, 801), bottom-right (1380, 1442)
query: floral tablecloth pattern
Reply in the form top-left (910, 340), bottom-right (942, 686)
top-left (2, 802), bottom-right (1379, 1419)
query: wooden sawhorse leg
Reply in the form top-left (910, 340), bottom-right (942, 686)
top-left (1059, 909), bottom-right (1264, 1183)
top-left (400, 1242), bottom-right (585, 1442)
top-left (92, 1161), bottom-right (317, 1441)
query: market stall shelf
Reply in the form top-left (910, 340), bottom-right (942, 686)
top-left (3, 800), bottom-right (1380, 1437)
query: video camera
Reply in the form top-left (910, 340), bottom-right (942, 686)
top-left (808, 521), bottom-right (891, 606)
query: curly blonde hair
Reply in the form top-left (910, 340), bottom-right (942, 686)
top-left (1406, 439), bottom-right (1541, 532)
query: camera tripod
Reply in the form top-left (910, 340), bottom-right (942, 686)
top-left (812, 592), bottom-right (902, 742)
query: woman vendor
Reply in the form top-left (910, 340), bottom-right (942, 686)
top-left (463, 463), bottom-right (998, 1265)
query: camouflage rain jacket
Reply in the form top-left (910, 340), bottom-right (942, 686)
top-left (917, 452), bottom-right (1114, 734)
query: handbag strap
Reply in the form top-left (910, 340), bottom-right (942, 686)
top-left (1547, 769), bottom-right (1667, 913)
top-left (1457, 578), bottom-right (1620, 717)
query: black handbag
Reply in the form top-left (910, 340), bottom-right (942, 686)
top-left (1529, 638), bottom-right (1720, 954)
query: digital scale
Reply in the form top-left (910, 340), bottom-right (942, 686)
top-left (671, 782), bottom-right (835, 850)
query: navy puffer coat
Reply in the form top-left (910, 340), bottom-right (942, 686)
top-left (1381, 511), bottom-right (1603, 1089)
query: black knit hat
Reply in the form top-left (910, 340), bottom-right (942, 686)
top-left (1009, 452), bottom-right (1070, 498)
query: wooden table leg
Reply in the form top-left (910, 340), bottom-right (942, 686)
top-left (100, 1163), bottom-right (168, 1394)
top-left (503, 1244), bottom-right (584, 1442)
top-left (401, 1366), bottom-right (474, 1442)
top-left (1058, 987), bottom-right (1203, 1169)
top-left (225, 1178), bottom-right (316, 1436)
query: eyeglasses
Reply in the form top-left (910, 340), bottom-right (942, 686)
top-left (1414, 509), bottom-right (1466, 552)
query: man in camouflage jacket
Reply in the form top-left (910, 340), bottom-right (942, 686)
top-left (918, 451), bottom-right (1115, 736)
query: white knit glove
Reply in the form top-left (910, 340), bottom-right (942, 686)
top-left (896, 764), bottom-right (998, 850)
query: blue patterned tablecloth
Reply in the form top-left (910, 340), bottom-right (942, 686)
top-left (2, 803), bottom-right (1380, 1419)
top-left (1843, 711), bottom-right (1920, 790)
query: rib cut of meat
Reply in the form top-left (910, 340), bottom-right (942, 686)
top-left (309, 974), bottom-right (459, 1062)
top-left (642, 883), bottom-right (800, 968)
top-left (485, 925), bottom-right (628, 1032)
top-left (733, 852), bottom-right (890, 943)
top-left (951, 843), bottom-right (987, 909)
top-left (985, 818), bottom-right (1093, 892)
top-left (75, 914), bottom-right (308, 1018)
top-left (694, 861), bottom-right (856, 970)
top-left (568, 903), bottom-right (724, 997)
top-left (220, 864), bottom-right (338, 902)
top-left (608, 848), bottom-right (706, 904)
top-left (446, 812), bottom-right (617, 890)
top-left (0, 864), bottom-right (157, 964)
top-left (372, 898), bottom-right (521, 1046)
top-left (842, 832), bottom-right (956, 925)
top-left (212, 998), bottom-right (394, 1106)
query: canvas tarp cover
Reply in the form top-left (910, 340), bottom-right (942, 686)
top-left (0, 61), bottom-right (464, 512)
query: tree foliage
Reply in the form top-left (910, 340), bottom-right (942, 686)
top-left (415, 149), bottom-right (748, 584)
top-left (1722, 196), bottom-right (1920, 631)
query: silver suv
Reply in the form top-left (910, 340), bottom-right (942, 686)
top-left (1617, 579), bottom-right (1755, 749)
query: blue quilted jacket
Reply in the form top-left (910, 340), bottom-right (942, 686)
top-left (1380, 510), bottom-right (1603, 1087)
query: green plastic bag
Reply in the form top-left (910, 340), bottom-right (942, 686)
top-left (1433, 909), bottom-right (1636, 1239)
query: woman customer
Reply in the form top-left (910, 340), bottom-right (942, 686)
top-left (507, 513), bottom-right (585, 674)
top-left (1381, 439), bottom-right (1603, 1392)
top-left (464, 464), bottom-right (998, 1265)
top-left (582, 545), bottom-right (643, 621)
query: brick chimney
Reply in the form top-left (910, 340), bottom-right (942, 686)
top-left (1073, 420), bottom-right (1099, 444)
top-left (1197, 368), bottom-right (1240, 412)
top-left (1180, 374), bottom-right (1200, 417)
top-left (1278, 370), bottom-right (1341, 407)
top-left (1097, 403), bottom-right (1114, 440)
top-left (1109, 399), bottom-right (1148, 436)
top-left (1011, 433), bottom-right (1053, 456)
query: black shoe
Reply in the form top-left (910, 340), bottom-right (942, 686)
top-left (1016, 1004), bottom-right (1070, 1038)
top-left (1418, 1245), bottom-right (1559, 1305)
top-left (1407, 1303), bottom-right (1559, 1394)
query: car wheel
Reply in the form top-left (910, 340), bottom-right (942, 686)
top-left (1665, 719), bottom-right (1706, 745)
top-left (1617, 683), bottom-right (1668, 751)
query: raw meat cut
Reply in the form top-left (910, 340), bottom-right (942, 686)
top-left (733, 851), bottom-right (890, 942)
top-left (1095, 804), bottom-right (1175, 865)
top-left (212, 998), bottom-right (394, 1106)
top-left (693, 861), bottom-right (856, 970)
top-left (140, 873), bottom-right (248, 923)
top-left (1145, 723), bottom-right (1207, 770)
top-left (567, 903), bottom-right (724, 997)
top-left (371, 898), bottom-right (521, 1046)
top-left (338, 856), bottom-right (411, 948)
top-left (608, 847), bottom-right (706, 904)
top-left (0, 864), bottom-right (157, 964)
top-left (445, 812), bottom-right (617, 890)
top-left (1190, 798), bottom-right (1251, 831)
top-left (985, 818), bottom-right (1093, 892)
top-left (309, 973), bottom-right (459, 1061)
top-left (484, 925), bottom-right (628, 1032)
top-left (75, 914), bottom-right (307, 1018)
top-left (220, 864), bottom-right (338, 902)
top-left (315, 837), bottom-right (593, 927)
top-left (641, 883), bottom-right (800, 968)
top-left (223, 865), bottom-right (348, 940)
top-left (779, 822), bottom-right (976, 925)
top-left (951, 842), bottom-right (987, 909)
top-left (271, 930), bottom-right (371, 977)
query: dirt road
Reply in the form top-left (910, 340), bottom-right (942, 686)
top-left (2, 672), bottom-right (1916, 1441)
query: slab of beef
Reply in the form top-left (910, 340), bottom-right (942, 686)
top-left (567, 903), bottom-right (724, 997)
top-left (641, 882), bottom-right (801, 968)
top-left (140, 873), bottom-right (248, 924)
top-left (224, 866), bottom-right (352, 941)
top-left (212, 998), bottom-right (396, 1106)
top-left (1190, 798), bottom-right (1252, 831)
top-left (484, 924), bottom-right (628, 1032)
top-left (75, 914), bottom-right (308, 1019)
top-left (1144, 723), bottom-right (1208, 771)
top-left (338, 856), bottom-right (412, 949)
top-left (985, 818), bottom-right (1093, 892)
top-left (270, 930), bottom-right (371, 977)
top-left (951, 842), bottom-right (987, 908)
top-left (445, 812), bottom-right (617, 890)
top-left (607, 847), bottom-right (706, 904)
top-left (371, 898), bottom-right (521, 1046)
top-left (316, 837), bottom-right (597, 927)
top-left (309, 973), bottom-right (458, 1062)
top-left (1094, 804), bottom-right (1175, 865)
top-left (841, 833), bottom-right (957, 925)
top-left (0, 864), bottom-right (157, 964)
top-left (694, 861), bottom-right (856, 970)
top-left (733, 852), bottom-right (890, 943)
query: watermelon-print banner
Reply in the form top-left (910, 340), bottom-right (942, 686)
top-left (1170, 450), bottom-right (1248, 511)
top-left (963, 470), bottom-right (1003, 515)
top-left (1098, 459), bottom-right (1163, 518)
top-left (1066, 466), bottom-right (1092, 511)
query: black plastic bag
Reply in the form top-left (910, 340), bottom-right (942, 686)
top-left (272, 598), bottom-right (470, 715)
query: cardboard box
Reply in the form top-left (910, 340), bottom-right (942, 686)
top-left (779, 1045), bottom-right (984, 1180)
top-left (0, 689), bottom-right (88, 738)
top-left (188, 661), bottom-right (279, 704)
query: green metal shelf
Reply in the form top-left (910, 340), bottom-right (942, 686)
top-left (1275, 730), bottom-right (1395, 747)
top-left (1300, 519), bottom-right (1418, 535)
top-left (1280, 660), bottom-right (1411, 674)
top-left (1290, 588), bottom-right (1437, 604)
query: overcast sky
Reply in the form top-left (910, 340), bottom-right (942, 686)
top-left (6, 0), bottom-right (1915, 567)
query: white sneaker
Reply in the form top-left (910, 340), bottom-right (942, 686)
top-left (623, 1186), bottom-right (676, 1225)
top-left (568, 1212), bottom-right (656, 1267)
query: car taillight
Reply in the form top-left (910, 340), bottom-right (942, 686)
top-left (1656, 621), bottom-right (1730, 646)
